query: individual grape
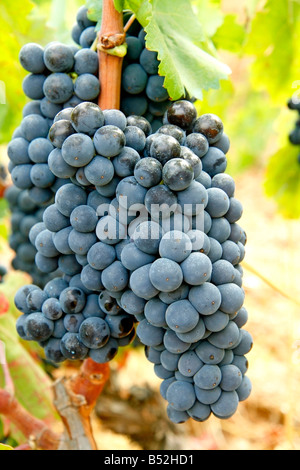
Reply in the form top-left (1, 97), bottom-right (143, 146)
top-left (187, 401), bottom-right (211, 422)
top-left (130, 264), bottom-right (159, 300)
top-left (60, 332), bottom-right (88, 360)
top-left (21, 115), bottom-right (49, 141)
top-left (203, 310), bottom-right (229, 334)
top-left (211, 173), bottom-right (235, 198)
top-left (96, 215), bottom-right (126, 246)
top-left (211, 391), bottom-right (239, 419)
top-left (19, 43), bottom-right (45, 74)
top-left (44, 338), bottom-right (65, 363)
top-left (122, 64), bottom-right (148, 95)
top-left (167, 100), bottom-right (197, 130)
top-left (131, 221), bottom-right (163, 255)
top-left (82, 294), bottom-right (105, 319)
top-left (89, 338), bottom-right (119, 363)
top-left (30, 164), bottom-right (56, 189)
top-left (181, 252), bottom-right (212, 286)
top-left (189, 283), bottom-right (222, 316)
top-left (26, 288), bottom-right (48, 312)
top-left (159, 231), bottom-right (192, 263)
top-left (195, 341), bottom-right (225, 366)
top-left (212, 133), bottom-right (230, 154)
top-left (120, 243), bottom-right (155, 271)
top-left (180, 147), bottom-right (202, 178)
top-left (49, 120), bottom-right (76, 148)
top-left (58, 254), bottom-right (82, 276)
top-left (208, 217), bottom-right (231, 244)
top-left (136, 319), bottom-right (164, 347)
top-left (149, 258), bottom-right (183, 293)
top-left (120, 290), bottom-right (146, 316)
top-left (35, 252), bottom-right (58, 273)
top-left (154, 364), bottom-right (174, 380)
top-left (43, 205), bottom-right (69, 233)
top-left (221, 240), bottom-right (241, 266)
top-left (101, 261), bottom-right (129, 292)
top-left (163, 329), bottom-right (191, 354)
top-left (44, 43), bottom-right (74, 73)
top-left (53, 227), bottom-right (73, 255)
top-left (211, 260), bottom-right (236, 286)
top-left (166, 406), bottom-right (189, 424)
top-left (194, 114), bottom-right (224, 144)
top-left (160, 377), bottom-right (176, 400)
top-left (165, 300), bottom-right (199, 334)
top-left (68, 230), bottom-right (97, 256)
top-left (225, 198), bottom-right (243, 224)
top-left (166, 381), bottom-right (196, 412)
top-left (48, 149), bottom-right (76, 179)
top-left (206, 188), bottom-right (230, 219)
top-left (98, 291), bottom-right (121, 316)
top-left (105, 314), bottom-right (134, 339)
top-left (158, 284), bottom-right (189, 305)
top-left (220, 365), bottom-right (243, 392)
top-left (52, 319), bottom-right (67, 339)
top-left (35, 230), bottom-right (59, 258)
top-left (61, 133), bottom-right (95, 168)
top-left (23, 100), bottom-right (43, 117)
top-left (158, 124), bottom-right (186, 145)
top-left (233, 307), bottom-right (248, 329)
top-left (124, 126), bottom-right (146, 153)
top-left (86, 242), bottom-right (115, 271)
top-left (144, 184), bottom-right (178, 221)
top-left (176, 318), bottom-right (206, 344)
top-left (80, 265), bottom-right (104, 292)
top-left (218, 283), bottom-right (245, 315)
top-left (28, 138), bottom-right (54, 163)
top-left (145, 346), bottom-right (162, 365)
top-left (95, 176), bottom-right (121, 198)
top-left (22, 74), bottom-right (47, 100)
top-left (43, 73), bottom-right (74, 104)
top-left (232, 330), bottom-right (253, 356)
top-left (162, 158), bottom-right (194, 192)
top-left (55, 184), bottom-right (87, 217)
top-left (139, 49), bottom-right (160, 75)
top-left (150, 134), bottom-right (181, 166)
top-left (186, 133), bottom-right (209, 158)
top-left (71, 102), bottom-right (104, 136)
top-left (236, 376), bottom-right (252, 402)
top-left (178, 351), bottom-right (203, 377)
top-left (7, 138), bottom-right (30, 165)
top-left (94, 125), bottom-right (126, 158)
top-left (78, 317), bottom-right (110, 349)
top-left (24, 313), bottom-right (54, 342)
top-left (194, 364), bottom-right (221, 390)
top-left (70, 205), bottom-right (98, 234)
top-left (146, 75), bottom-right (169, 102)
top-left (74, 74), bottom-right (100, 100)
top-left (42, 297), bottom-right (63, 320)
top-left (177, 181), bottom-right (208, 217)
top-left (196, 171), bottom-right (212, 189)
top-left (59, 287), bottom-right (86, 314)
top-left (74, 49), bottom-right (98, 76)
top-left (208, 321), bottom-right (240, 350)
top-left (201, 148), bottom-right (227, 177)
top-left (121, 95), bottom-right (148, 117)
top-left (127, 115), bottom-right (152, 136)
top-left (113, 147), bottom-right (141, 177)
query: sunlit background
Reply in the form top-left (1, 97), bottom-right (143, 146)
top-left (0, 0), bottom-right (300, 451)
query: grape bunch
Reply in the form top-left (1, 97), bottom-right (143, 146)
top-left (14, 98), bottom-right (252, 423)
top-left (287, 98), bottom-right (300, 163)
top-left (4, 185), bottom-right (60, 287)
top-left (6, 4), bottom-right (175, 284)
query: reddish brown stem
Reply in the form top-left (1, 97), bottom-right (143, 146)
top-left (98, 0), bottom-right (125, 110)
top-left (53, 359), bottom-right (110, 450)
top-left (0, 389), bottom-right (60, 450)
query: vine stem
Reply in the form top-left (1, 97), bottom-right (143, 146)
top-left (98, 0), bottom-right (125, 110)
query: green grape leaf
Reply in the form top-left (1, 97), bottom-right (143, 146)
top-left (265, 144), bottom-right (300, 219)
top-left (114, 0), bottom-right (124, 12)
top-left (121, 0), bottom-right (152, 26)
top-left (193, 0), bottom-right (223, 38)
top-left (0, 444), bottom-right (13, 451)
top-left (144, 0), bottom-right (231, 100)
top-left (213, 14), bottom-right (246, 52)
top-left (245, 0), bottom-right (300, 103)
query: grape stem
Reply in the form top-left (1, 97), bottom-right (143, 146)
top-left (53, 359), bottom-right (110, 450)
top-left (124, 14), bottom-right (136, 33)
top-left (98, 0), bottom-right (125, 110)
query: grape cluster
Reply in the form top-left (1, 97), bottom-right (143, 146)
top-left (15, 98), bottom-right (252, 423)
top-left (4, 185), bottom-right (59, 287)
top-left (288, 98), bottom-right (300, 163)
